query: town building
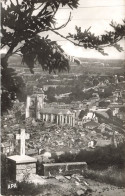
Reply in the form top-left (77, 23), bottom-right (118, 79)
top-left (83, 121), bottom-right (99, 130)
top-left (40, 108), bottom-right (75, 127)
top-left (25, 88), bottom-right (46, 119)
top-left (109, 102), bottom-right (123, 116)
top-left (1, 141), bottom-right (15, 156)
top-left (82, 111), bottom-right (98, 123)
top-left (25, 88), bottom-right (75, 126)
top-left (112, 89), bottom-right (122, 102)
top-left (98, 123), bottom-right (112, 132)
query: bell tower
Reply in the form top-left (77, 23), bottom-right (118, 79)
top-left (25, 87), bottom-right (47, 119)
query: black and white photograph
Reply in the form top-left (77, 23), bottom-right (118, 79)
top-left (1, 0), bottom-right (125, 195)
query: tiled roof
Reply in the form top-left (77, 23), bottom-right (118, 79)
top-left (95, 111), bottom-right (109, 119)
top-left (85, 112), bottom-right (95, 119)
top-left (40, 108), bottom-right (73, 115)
top-left (84, 121), bottom-right (99, 127)
top-left (78, 109), bottom-right (88, 119)
top-left (109, 103), bottom-right (123, 108)
top-left (98, 123), bottom-right (112, 130)
top-left (96, 139), bottom-right (111, 147)
top-left (92, 108), bottom-right (112, 119)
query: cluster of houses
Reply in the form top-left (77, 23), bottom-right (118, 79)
top-left (1, 77), bottom-right (125, 156)
top-left (25, 85), bottom-right (125, 127)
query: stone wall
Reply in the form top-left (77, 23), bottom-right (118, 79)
top-left (40, 162), bottom-right (87, 176)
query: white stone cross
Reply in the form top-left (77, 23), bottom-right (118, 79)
top-left (16, 129), bottom-right (30, 156)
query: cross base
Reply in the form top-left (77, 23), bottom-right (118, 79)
top-left (7, 155), bottom-right (37, 181)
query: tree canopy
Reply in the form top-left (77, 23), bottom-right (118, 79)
top-left (1, 0), bottom-right (125, 114)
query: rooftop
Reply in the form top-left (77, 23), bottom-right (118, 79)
top-left (95, 139), bottom-right (111, 147)
top-left (84, 121), bottom-right (99, 127)
top-left (41, 108), bottom-right (73, 115)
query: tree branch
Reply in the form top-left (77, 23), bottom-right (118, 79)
top-left (10, 0), bottom-right (15, 6)
top-left (49, 29), bottom-right (84, 47)
top-left (15, 0), bottom-right (19, 5)
top-left (1, 44), bottom-right (6, 49)
top-left (13, 47), bottom-right (22, 54)
top-left (101, 36), bottom-right (123, 48)
top-left (49, 12), bottom-right (71, 31)
top-left (36, 2), bottom-right (49, 18)
top-left (34, 3), bottom-right (44, 11)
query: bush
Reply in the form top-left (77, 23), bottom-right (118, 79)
top-left (57, 142), bottom-right (125, 169)
top-left (85, 166), bottom-right (125, 187)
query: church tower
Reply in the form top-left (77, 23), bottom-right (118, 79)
top-left (25, 87), bottom-right (46, 119)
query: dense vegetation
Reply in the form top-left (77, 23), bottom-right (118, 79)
top-left (55, 142), bottom-right (125, 168)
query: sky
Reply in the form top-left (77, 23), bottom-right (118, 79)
top-left (44, 0), bottom-right (125, 59)
top-left (1, 0), bottom-right (125, 59)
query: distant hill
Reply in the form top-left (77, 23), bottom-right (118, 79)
top-left (79, 57), bottom-right (125, 67)
top-left (2, 54), bottom-right (125, 76)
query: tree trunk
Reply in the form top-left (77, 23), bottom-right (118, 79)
top-left (1, 43), bottom-right (18, 69)
top-left (1, 56), bottom-right (8, 69)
